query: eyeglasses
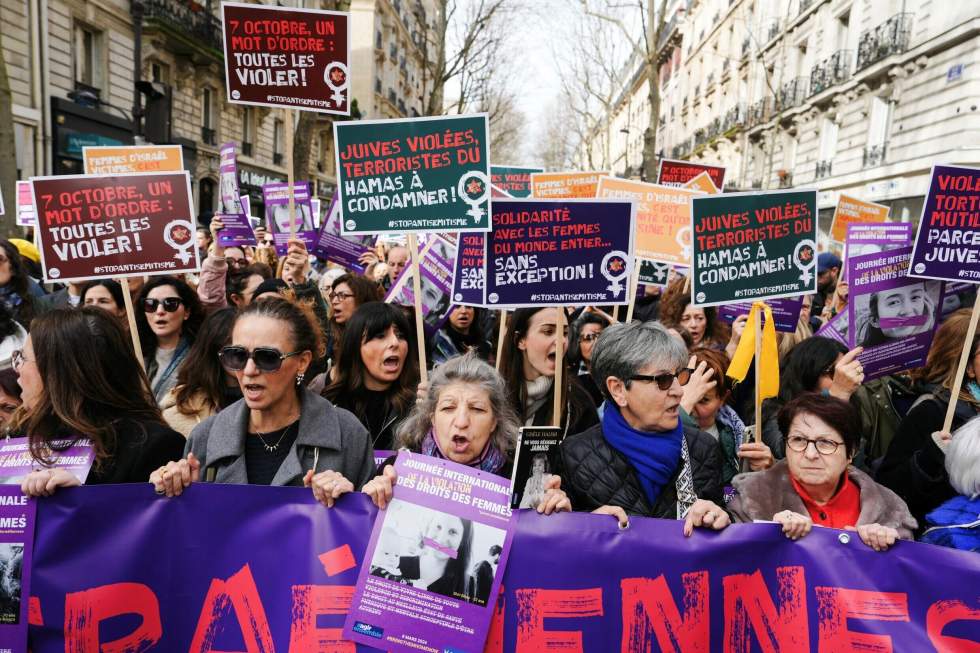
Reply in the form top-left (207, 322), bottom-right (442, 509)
top-left (218, 346), bottom-right (303, 373)
top-left (227, 257), bottom-right (247, 268)
top-left (785, 434), bottom-right (843, 455)
top-left (11, 350), bottom-right (32, 372)
top-left (820, 364), bottom-right (836, 378)
top-left (329, 291), bottom-right (355, 302)
top-left (580, 333), bottom-right (601, 343)
top-left (629, 367), bottom-right (693, 391)
top-left (143, 297), bottom-right (183, 313)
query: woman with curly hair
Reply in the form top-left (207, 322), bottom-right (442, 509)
top-left (657, 276), bottom-right (730, 351)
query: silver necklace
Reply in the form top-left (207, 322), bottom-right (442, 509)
top-left (253, 422), bottom-right (295, 453)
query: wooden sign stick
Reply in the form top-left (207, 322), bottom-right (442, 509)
top-left (753, 306), bottom-right (763, 443)
top-left (285, 109), bottom-right (297, 241)
top-left (625, 261), bottom-right (640, 323)
top-left (944, 300), bottom-right (980, 432)
top-left (552, 307), bottom-right (566, 428)
top-left (122, 285), bottom-right (146, 371)
top-left (495, 310), bottom-right (508, 372)
top-left (407, 234), bottom-right (429, 384)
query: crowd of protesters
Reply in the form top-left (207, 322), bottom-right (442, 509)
top-left (1, 231), bottom-right (976, 562)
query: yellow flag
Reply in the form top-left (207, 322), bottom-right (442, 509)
top-left (726, 302), bottom-right (779, 399)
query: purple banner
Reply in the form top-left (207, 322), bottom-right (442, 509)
top-left (312, 195), bottom-right (375, 272)
top-left (263, 181), bottom-right (316, 256)
top-left (484, 199), bottom-right (636, 308)
top-left (909, 165), bottom-right (980, 283)
top-left (0, 438), bottom-right (94, 486)
top-left (217, 144), bottom-right (257, 247)
top-left (25, 484), bottom-right (980, 651)
top-left (848, 246), bottom-right (944, 380)
top-left (718, 296), bottom-right (806, 333)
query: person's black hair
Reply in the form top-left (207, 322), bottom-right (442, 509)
top-left (761, 336), bottom-right (847, 426)
top-left (253, 278), bottom-right (289, 299)
top-left (0, 240), bottom-right (37, 328)
top-left (0, 368), bottom-right (21, 400)
top-left (777, 392), bottom-right (860, 457)
top-left (488, 544), bottom-right (502, 556)
top-left (226, 264), bottom-right (271, 305)
top-left (80, 280), bottom-right (125, 312)
top-left (135, 276), bottom-right (205, 358)
top-left (567, 312), bottom-right (610, 369)
top-left (173, 307), bottom-right (238, 413)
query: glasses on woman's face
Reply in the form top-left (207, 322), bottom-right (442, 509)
top-left (580, 332), bottom-right (601, 343)
top-left (218, 346), bottom-right (303, 373)
top-left (629, 367), bottom-right (693, 391)
top-left (329, 291), bottom-right (354, 302)
top-left (785, 434), bottom-right (843, 455)
top-left (143, 297), bottom-right (183, 313)
top-left (227, 256), bottom-right (247, 269)
top-left (11, 350), bottom-right (31, 372)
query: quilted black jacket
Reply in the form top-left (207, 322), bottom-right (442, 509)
top-left (558, 422), bottom-right (725, 518)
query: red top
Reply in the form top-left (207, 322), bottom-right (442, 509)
top-left (791, 474), bottom-right (861, 529)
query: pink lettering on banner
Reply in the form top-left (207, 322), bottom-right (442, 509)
top-left (64, 583), bottom-right (162, 652)
top-left (722, 567), bottom-right (808, 652)
top-left (621, 572), bottom-right (709, 653)
top-left (515, 588), bottom-right (604, 652)
top-left (189, 564), bottom-right (275, 653)
top-left (815, 587), bottom-right (909, 652)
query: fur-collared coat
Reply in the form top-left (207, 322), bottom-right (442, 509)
top-left (728, 459), bottom-right (917, 539)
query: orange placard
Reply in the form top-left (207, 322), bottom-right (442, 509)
top-left (829, 194), bottom-right (890, 243)
top-left (683, 171), bottom-right (720, 194)
top-left (82, 145), bottom-right (185, 174)
top-left (597, 177), bottom-right (700, 265)
top-left (530, 171), bottom-right (606, 199)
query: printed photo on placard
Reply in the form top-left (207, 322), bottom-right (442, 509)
top-left (509, 427), bottom-right (564, 510)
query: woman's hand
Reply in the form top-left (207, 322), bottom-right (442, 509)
top-left (931, 430), bottom-right (953, 452)
top-left (772, 510), bottom-right (813, 540)
top-left (305, 469), bottom-right (354, 508)
top-left (829, 347), bottom-right (864, 400)
top-left (21, 468), bottom-right (81, 497)
top-left (737, 441), bottom-right (774, 471)
top-left (847, 523), bottom-right (899, 552)
top-left (536, 474), bottom-right (571, 515)
top-left (725, 314), bottom-right (749, 358)
top-left (281, 238), bottom-right (311, 285)
top-left (592, 505), bottom-right (629, 528)
top-left (209, 216), bottom-right (226, 258)
top-left (831, 281), bottom-right (849, 313)
top-left (149, 453), bottom-right (201, 497)
top-left (680, 355), bottom-right (716, 414)
top-left (683, 499), bottom-right (731, 536)
top-left (415, 381), bottom-right (429, 405)
top-left (358, 250), bottom-right (380, 267)
top-left (362, 465), bottom-right (398, 509)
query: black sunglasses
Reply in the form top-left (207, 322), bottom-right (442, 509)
top-left (218, 346), bottom-right (303, 373)
top-left (630, 367), bottom-right (694, 391)
top-left (143, 297), bottom-right (183, 313)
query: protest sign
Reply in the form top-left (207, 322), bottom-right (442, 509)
top-left (0, 185), bottom-right (4, 215)
top-left (509, 427), bottom-right (564, 510)
top-left (82, 145), bottom-right (184, 175)
top-left (30, 172), bottom-right (199, 283)
top-left (311, 197), bottom-right (321, 228)
top-left (312, 194), bottom-right (373, 271)
top-left (718, 296), bottom-right (806, 333)
top-left (637, 259), bottom-right (671, 286)
top-left (848, 245), bottom-right (944, 380)
top-left (386, 235), bottom-right (456, 335)
top-left (0, 486), bottom-right (33, 651)
top-left (451, 232), bottom-right (486, 306)
top-left (597, 177), bottom-right (698, 266)
top-left (490, 165), bottom-right (543, 198)
top-left (334, 114), bottom-right (490, 235)
top-left (263, 181), bottom-right (315, 255)
top-left (657, 158), bottom-right (726, 190)
top-left (815, 309), bottom-right (848, 345)
top-left (683, 170), bottom-right (720, 194)
top-left (829, 193), bottom-right (890, 243)
top-left (691, 189), bottom-right (818, 307)
top-left (222, 2), bottom-right (350, 115)
top-left (529, 171), bottom-right (605, 198)
top-left (15, 181), bottom-right (34, 227)
top-left (27, 484), bottom-right (980, 652)
top-left (346, 451), bottom-right (515, 653)
top-left (484, 199), bottom-right (636, 308)
top-left (373, 450), bottom-right (396, 470)
top-left (908, 165), bottom-right (980, 282)
top-left (213, 143), bottom-right (256, 247)
top-left (0, 438), bottom-right (95, 486)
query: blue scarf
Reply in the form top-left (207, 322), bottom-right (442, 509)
top-left (602, 404), bottom-right (683, 506)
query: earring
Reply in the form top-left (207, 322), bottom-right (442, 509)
top-left (296, 372), bottom-right (305, 386)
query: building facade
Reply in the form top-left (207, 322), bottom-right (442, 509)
top-left (584, 0), bottom-right (980, 235)
top-left (2, 0), bottom-right (438, 226)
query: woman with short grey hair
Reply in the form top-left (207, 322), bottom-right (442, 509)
top-left (560, 321), bottom-right (729, 535)
top-left (920, 417), bottom-right (980, 551)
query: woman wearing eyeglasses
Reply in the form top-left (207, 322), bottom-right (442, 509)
top-left (729, 393), bottom-right (915, 551)
top-left (150, 297), bottom-right (373, 500)
top-left (17, 308), bottom-right (185, 496)
top-left (559, 321), bottom-right (728, 534)
top-left (326, 273), bottom-right (383, 364)
top-left (567, 311), bottom-right (611, 407)
top-left (322, 302), bottom-right (419, 452)
top-left (135, 276), bottom-right (205, 405)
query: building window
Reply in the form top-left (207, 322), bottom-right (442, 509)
top-left (150, 61), bottom-right (170, 84)
top-left (241, 108), bottom-right (254, 156)
top-left (817, 118), bottom-right (838, 178)
top-left (273, 118), bottom-right (284, 166)
top-left (199, 178), bottom-right (215, 224)
top-left (201, 88), bottom-right (216, 145)
top-left (864, 96), bottom-right (892, 166)
top-left (73, 23), bottom-right (104, 91)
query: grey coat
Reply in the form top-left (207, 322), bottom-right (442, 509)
top-left (185, 388), bottom-right (374, 488)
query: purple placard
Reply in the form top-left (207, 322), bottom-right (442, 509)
top-left (345, 451), bottom-right (515, 653)
top-left (484, 199), bottom-right (636, 308)
top-left (717, 296), bottom-right (806, 333)
top-left (452, 232), bottom-right (485, 306)
top-left (373, 449), bottom-right (396, 471)
top-left (312, 195), bottom-right (374, 272)
top-left (815, 309), bottom-right (848, 345)
top-left (0, 437), bottom-right (95, 485)
top-left (263, 181), bottom-right (316, 255)
top-left (844, 222), bottom-right (912, 262)
top-left (386, 236), bottom-right (456, 336)
top-left (848, 246), bottom-right (944, 380)
top-left (909, 164), bottom-right (980, 283)
top-left (216, 144), bottom-right (257, 247)
top-left (0, 486), bottom-right (33, 650)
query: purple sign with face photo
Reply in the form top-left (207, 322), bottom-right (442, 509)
top-left (815, 309), bottom-right (848, 345)
top-left (312, 195), bottom-right (374, 272)
top-left (386, 236), bottom-right (456, 336)
top-left (0, 486), bottom-right (34, 651)
top-left (263, 182), bottom-right (317, 256)
top-left (216, 144), bottom-right (257, 247)
top-left (345, 451), bottom-right (515, 653)
top-left (718, 296), bottom-right (807, 333)
top-left (909, 165), bottom-right (980, 283)
top-left (848, 246), bottom-right (945, 380)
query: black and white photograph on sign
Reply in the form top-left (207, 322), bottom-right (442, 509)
top-left (425, 236), bottom-right (455, 264)
top-left (509, 427), bottom-right (564, 509)
top-left (368, 499), bottom-right (506, 607)
top-left (0, 543), bottom-right (23, 624)
top-left (852, 280), bottom-right (943, 348)
top-left (220, 172), bottom-right (243, 214)
top-left (270, 202), bottom-right (314, 234)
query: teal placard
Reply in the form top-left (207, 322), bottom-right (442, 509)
top-left (691, 189), bottom-right (818, 307)
top-left (490, 165), bottom-right (543, 198)
top-left (334, 114), bottom-right (490, 234)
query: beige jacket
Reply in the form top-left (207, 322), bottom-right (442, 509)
top-left (161, 387), bottom-right (216, 438)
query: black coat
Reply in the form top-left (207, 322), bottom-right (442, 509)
top-left (558, 422), bottom-right (724, 518)
top-left (86, 418), bottom-right (186, 485)
top-left (527, 377), bottom-right (599, 438)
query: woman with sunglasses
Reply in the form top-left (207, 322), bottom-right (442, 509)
top-left (322, 302), bottom-right (418, 452)
top-left (136, 276), bottom-right (205, 405)
top-left (150, 297), bottom-right (374, 499)
top-left (567, 311), bottom-right (611, 407)
top-left (729, 393), bottom-right (915, 551)
top-left (17, 308), bottom-right (185, 496)
top-left (559, 321), bottom-right (728, 534)
top-left (326, 273), bottom-right (383, 364)
top-left (498, 308), bottom-right (598, 436)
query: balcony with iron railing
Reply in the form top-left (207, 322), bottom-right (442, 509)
top-left (748, 98), bottom-right (770, 126)
top-left (766, 18), bottom-right (782, 43)
top-left (706, 117), bottom-right (722, 141)
top-left (723, 104), bottom-right (746, 132)
top-left (241, 142), bottom-right (252, 157)
top-left (200, 126), bottom-right (216, 146)
top-left (810, 50), bottom-right (852, 96)
top-left (742, 36), bottom-right (751, 58)
top-left (863, 143), bottom-right (887, 167)
top-left (142, 0), bottom-right (223, 59)
top-left (273, 152), bottom-right (284, 166)
top-left (815, 159), bottom-right (832, 179)
top-left (857, 13), bottom-right (913, 71)
top-left (694, 128), bottom-right (708, 148)
top-left (778, 77), bottom-right (809, 110)
top-left (798, 0), bottom-right (814, 15)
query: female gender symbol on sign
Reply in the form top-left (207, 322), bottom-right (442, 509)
top-left (794, 239), bottom-right (817, 285)
top-left (457, 171), bottom-right (490, 223)
top-left (601, 250), bottom-right (630, 298)
top-left (324, 62), bottom-right (349, 107)
top-left (164, 219), bottom-right (196, 264)
top-left (676, 226), bottom-right (692, 259)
